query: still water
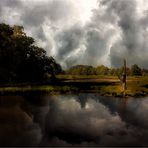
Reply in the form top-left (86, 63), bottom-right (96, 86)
top-left (0, 93), bottom-right (148, 146)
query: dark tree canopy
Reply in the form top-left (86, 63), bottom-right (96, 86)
top-left (131, 64), bottom-right (142, 76)
top-left (0, 23), bottom-right (62, 83)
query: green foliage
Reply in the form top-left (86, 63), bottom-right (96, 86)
top-left (96, 65), bottom-right (109, 75)
top-left (66, 64), bottom-right (147, 76)
top-left (66, 65), bottom-right (130, 76)
top-left (67, 65), bottom-right (95, 75)
top-left (131, 64), bottom-right (142, 76)
top-left (0, 23), bottom-right (62, 83)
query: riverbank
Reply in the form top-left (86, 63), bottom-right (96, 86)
top-left (0, 75), bottom-right (148, 97)
top-left (56, 75), bottom-right (148, 97)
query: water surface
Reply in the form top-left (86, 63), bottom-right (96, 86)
top-left (0, 93), bottom-right (148, 146)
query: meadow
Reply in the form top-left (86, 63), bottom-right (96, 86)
top-left (0, 75), bottom-right (148, 97)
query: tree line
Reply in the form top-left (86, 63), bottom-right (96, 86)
top-left (65, 64), bottom-right (148, 76)
top-left (0, 23), bottom-right (62, 83)
top-left (0, 23), bottom-right (147, 85)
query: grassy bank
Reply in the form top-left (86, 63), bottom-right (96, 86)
top-left (0, 85), bottom-right (78, 95)
top-left (57, 75), bottom-right (148, 97)
top-left (0, 75), bottom-right (148, 97)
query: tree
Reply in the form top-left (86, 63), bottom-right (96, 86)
top-left (131, 64), bottom-right (142, 76)
top-left (141, 68), bottom-right (148, 76)
top-left (66, 65), bottom-right (95, 75)
top-left (0, 24), bottom-right (14, 82)
top-left (95, 65), bottom-right (109, 75)
top-left (117, 59), bottom-right (127, 91)
top-left (13, 25), bottom-right (26, 37)
top-left (43, 56), bottom-right (62, 80)
top-left (0, 23), bottom-right (61, 83)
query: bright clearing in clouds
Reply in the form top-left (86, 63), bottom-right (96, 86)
top-left (0, 0), bottom-right (148, 69)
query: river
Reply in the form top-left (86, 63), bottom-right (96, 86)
top-left (0, 93), bottom-right (148, 146)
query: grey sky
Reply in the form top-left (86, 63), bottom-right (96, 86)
top-left (0, 0), bottom-right (148, 68)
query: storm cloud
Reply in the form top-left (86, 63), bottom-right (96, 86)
top-left (0, 0), bottom-right (148, 68)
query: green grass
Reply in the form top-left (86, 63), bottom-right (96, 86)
top-left (0, 85), bottom-right (78, 95)
top-left (57, 75), bottom-right (148, 97)
top-left (0, 75), bottom-right (148, 97)
top-left (56, 74), bottom-right (116, 80)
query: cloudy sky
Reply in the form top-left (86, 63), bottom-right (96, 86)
top-left (0, 0), bottom-right (148, 69)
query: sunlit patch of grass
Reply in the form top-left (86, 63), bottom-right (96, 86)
top-left (56, 74), bottom-right (117, 80)
top-left (125, 76), bottom-right (148, 96)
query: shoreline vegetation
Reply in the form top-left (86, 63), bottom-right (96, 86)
top-left (1, 23), bottom-right (148, 98)
top-left (0, 75), bottom-right (148, 98)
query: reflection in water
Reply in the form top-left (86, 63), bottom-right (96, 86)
top-left (0, 94), bottom-right (148, 146)
top-left (0, 96), bottom-right (42, 146)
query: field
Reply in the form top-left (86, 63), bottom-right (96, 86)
top-left (0, 75), bottom-right (148, 97)
top-left (57, 75), bottom-right (148, 97)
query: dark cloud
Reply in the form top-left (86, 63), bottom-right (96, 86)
top-left (30, 26), bottom-right (46, 42)
top-left (100, 0), bottom-right (148, 67)
top-left (54, 21), bottom-right (116, 68)
top-left (19, 0), bottom-right (76, 29)
top-left (0, 0), bottom-right (22, 7)
top-left (84, 27), bottom-right (115, 66)
top-left (0, 0), bottom-right (148, 68)
top-left (86, 29), bottom-right (107, 57)
top-left (55, 25), bottom-right (85, 61)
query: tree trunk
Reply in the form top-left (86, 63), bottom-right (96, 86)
top-left (118, 59), bottom-right (127, 96)
top-left (123, 59), bottom-right (127, 91)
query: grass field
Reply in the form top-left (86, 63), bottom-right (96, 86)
top-left (0, 75), bottom-right (148, 97)
top-left (57, 75), bottom-right (148, 97)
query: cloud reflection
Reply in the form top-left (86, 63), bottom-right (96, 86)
top-left (44, 95), bottom-right (129, 146)
top-left (1, 94), bottom-right (148, 146)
